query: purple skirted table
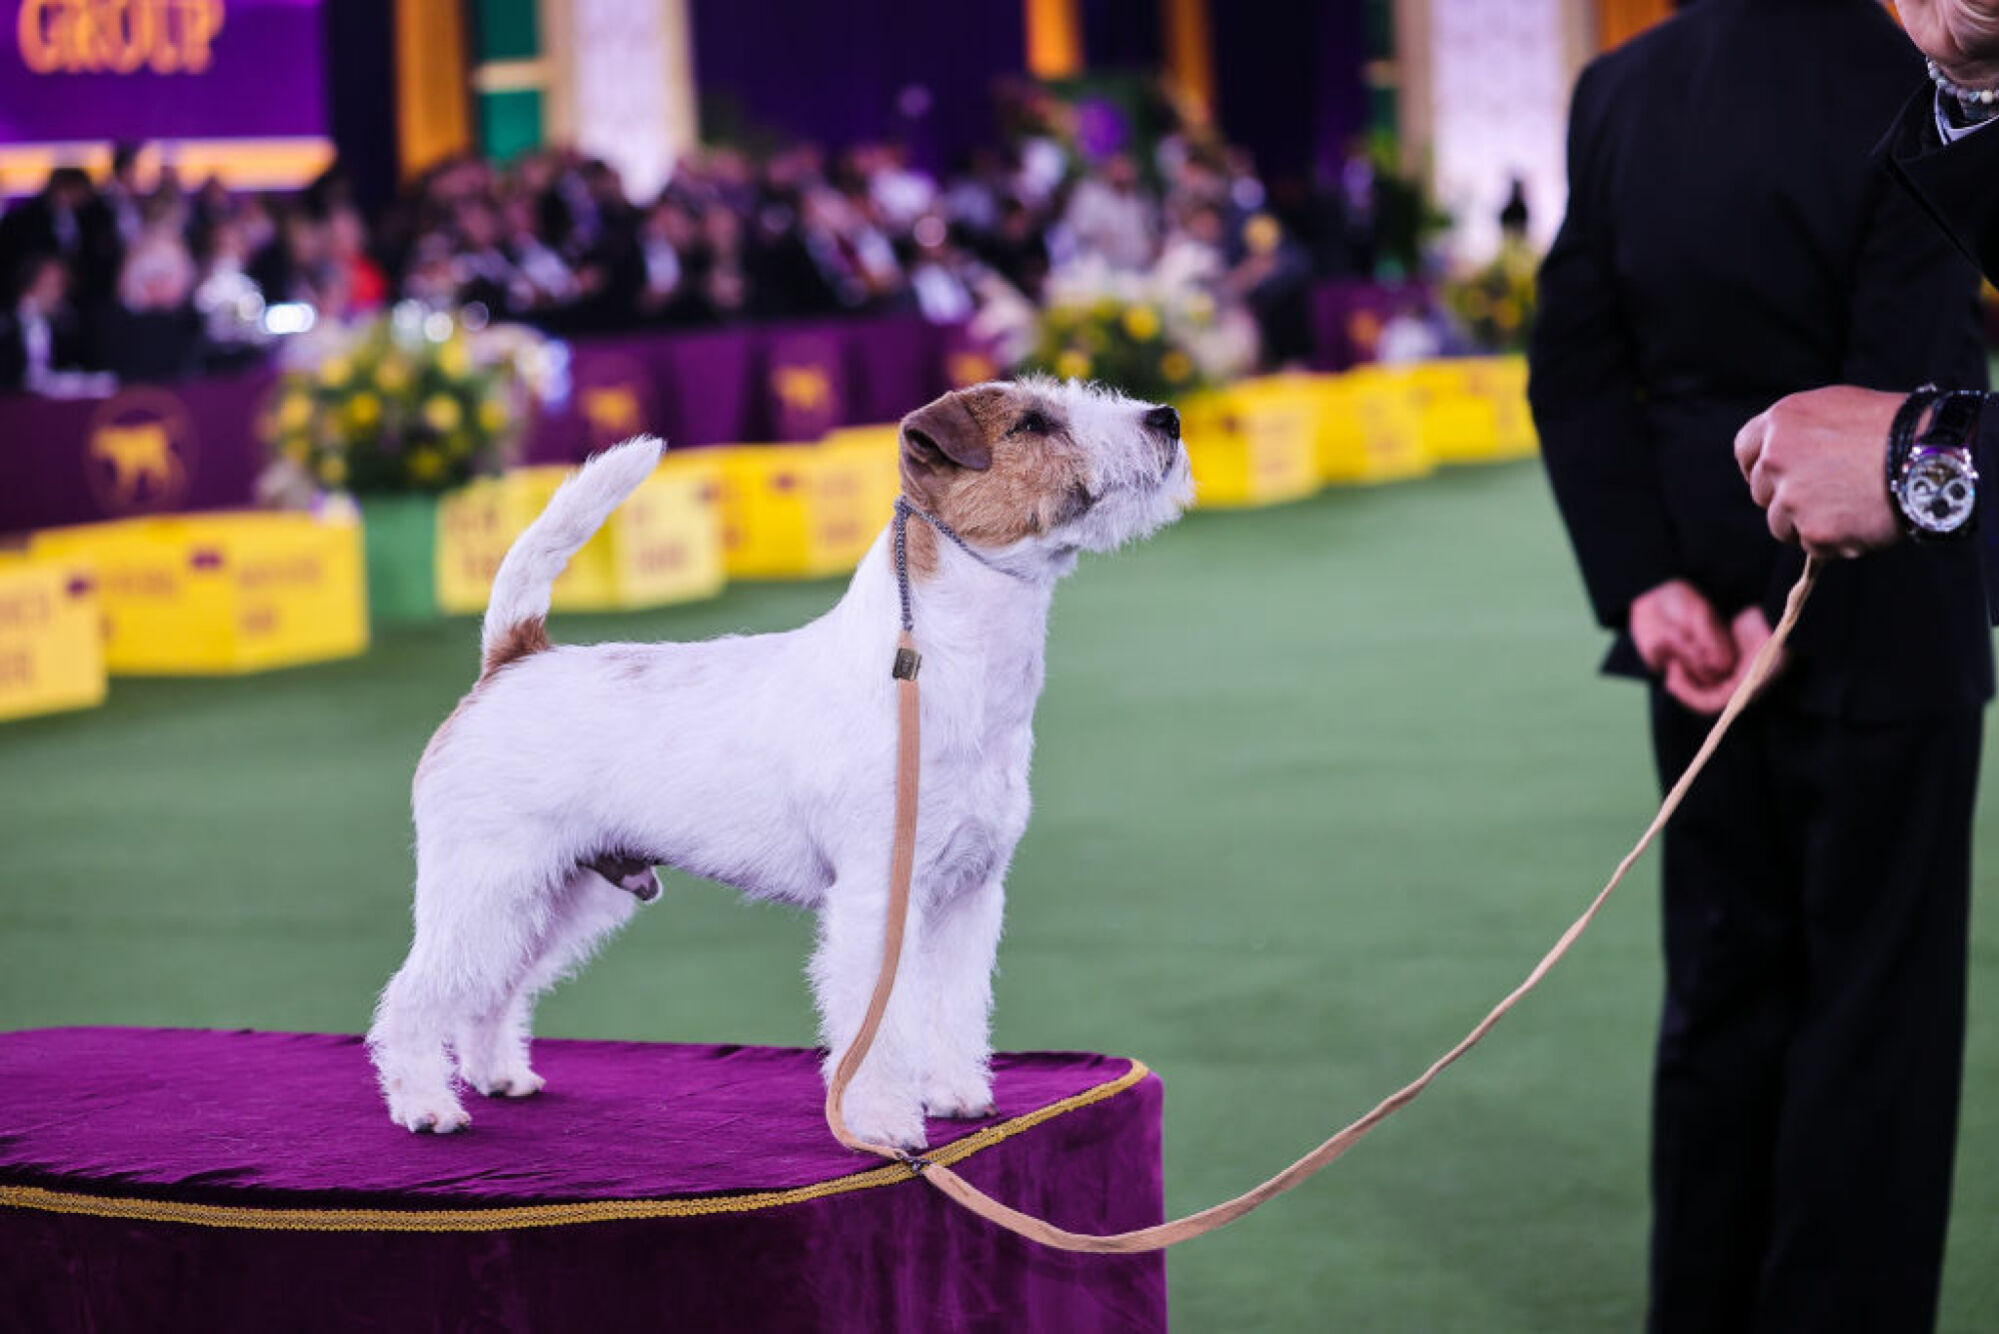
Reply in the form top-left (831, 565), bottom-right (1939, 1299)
top-left (0, 1028), bottom-right (1165, 1333)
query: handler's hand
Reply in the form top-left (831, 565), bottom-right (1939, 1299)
top-left (1734, 386), bottom-right (1903, 557)
top-left (1663, 608), bottom-right (1783, 717)
top-left (1629, 579), bottom-right (1735, 685)
top-left (1899, 0), bottom-right (1999, 87)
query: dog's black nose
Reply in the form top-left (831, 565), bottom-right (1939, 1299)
top-left (1144, 406), bottom-right (1180, 440)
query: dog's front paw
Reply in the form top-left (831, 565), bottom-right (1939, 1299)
top-left (922, 1075), bottom-right (996, 1121)
top-left (840, 1086), bottom-right (929, 1153)
top-left (387, 1088), bottom-right (472, 1134)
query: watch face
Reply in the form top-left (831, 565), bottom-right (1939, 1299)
top-left (1901, 449), bottom-right (1979, 535)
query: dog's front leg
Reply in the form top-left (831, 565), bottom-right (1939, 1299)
top-left (917, 877), bottom-right (1003, 1120)
top-left (812, 883), bottom-right (930, 1152)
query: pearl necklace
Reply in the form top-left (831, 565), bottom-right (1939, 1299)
top-left (1927, 58), bottom-right (1999, 127)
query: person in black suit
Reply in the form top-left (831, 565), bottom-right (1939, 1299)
top-left (1736, 0), bottom-right (1999, 556)
top-left (1529, 3), bottom-right (1989, 1330)
top-left (0, 253), bottom-right (87, 392)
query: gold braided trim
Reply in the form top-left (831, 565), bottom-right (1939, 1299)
top-left (0, 1060), bottom-right (1150, 1233)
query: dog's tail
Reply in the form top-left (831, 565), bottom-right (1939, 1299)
top-left (479, 435), bottom-right (663, 677)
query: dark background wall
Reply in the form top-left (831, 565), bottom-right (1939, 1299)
top-left (322, 0), bottom-right (399, 211)
top-left (322, 0), bottom-right (1372, 195)
top-left (688, 0), bottom-right (1028, 170)
top-left (1211, 0), bottom-right (1369, 186)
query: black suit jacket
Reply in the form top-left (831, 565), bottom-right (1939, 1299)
top-left (0, 305), bottom-right (86, 390)
top-left (1880, 85), bottom-right (1999, 603)
top-left (1530, 0), bottom-right (1992, 720)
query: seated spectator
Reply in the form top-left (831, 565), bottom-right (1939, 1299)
top-left (0, 167), bottom-right (119, 307)
top-left (0, 253), bottom-right (87, 392)
top-left (1063, 153), bottom-right (1156, 272)
top-left (192, 215), bottom-right (272, 367)
top-left (634, 197), bottom-right (698, 324)
top-left (448, 199), bottom-right (524, 315)
top-left (694, 203), bottom-right (752, 323)
top-left (327, 204), bottom-right (387, 317)
top-left (96, 226), bottom-right (203, 382)
top-left (99, 142), bottom-right (147, 249)
top-left (904, 216), bottom-right (977, 323)
top-left (501, 192), bottom-right (578, 311)
top-left (980, 196), bottom-right (1051, 301)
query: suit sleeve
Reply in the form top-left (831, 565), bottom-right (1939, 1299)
top-left (1872, 94), bottom-right (1999, 619)
top-left (1528, 63), bottom-right (1680, 631)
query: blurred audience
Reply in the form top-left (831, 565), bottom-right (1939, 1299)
top-left (0, 93), bottom-right (1381, 392)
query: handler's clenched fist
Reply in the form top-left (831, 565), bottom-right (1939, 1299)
top-left (1733, 386), bottom-right (1905, 557)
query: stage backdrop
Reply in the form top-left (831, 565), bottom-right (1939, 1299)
top-left (1, 0), bottom-right (331, 188)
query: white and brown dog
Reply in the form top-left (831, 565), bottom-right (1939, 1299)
top-left (368, 377), bottom-right (1191, 1147)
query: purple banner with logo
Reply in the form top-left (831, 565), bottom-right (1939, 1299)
top-left (0, 369), bottom-right (274, 533)
top-left (0, 316), bottom-right (959, 531)
top-left (1, 0), bottom-right (327, 143)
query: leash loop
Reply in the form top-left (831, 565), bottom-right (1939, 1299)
top-left (833, 499), bottom-right (1822, 1253)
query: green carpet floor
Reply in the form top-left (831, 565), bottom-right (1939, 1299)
top-left (4, 460), bottom-right (1996, 1331)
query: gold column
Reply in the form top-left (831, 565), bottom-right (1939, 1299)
top-left (1025, 0), bottom-right (1083, 79)
top-left (1161, 0), bottom-right (1215, 116)
top-left (659, 0), bottom-right (700, 159)
top-left (395, 0), bottom-right (473, 178)
top-left (1595, 0), bottom-right (1672, 50)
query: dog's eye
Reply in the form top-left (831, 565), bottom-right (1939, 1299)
top-left (1008, 411), bottom-right (1051, 437)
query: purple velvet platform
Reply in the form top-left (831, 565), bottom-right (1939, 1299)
top-left (0, 1028), bottom-right (1166, 1333)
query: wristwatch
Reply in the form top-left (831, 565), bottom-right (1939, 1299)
top-left (1890, 389), bottom-right (1983, 540)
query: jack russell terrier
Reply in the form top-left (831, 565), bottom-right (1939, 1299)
top-left (368, 378), bottom-right (1191, 1148)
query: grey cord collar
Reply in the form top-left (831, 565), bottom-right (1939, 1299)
top-left (890, 496), bottom-right (1035, 634)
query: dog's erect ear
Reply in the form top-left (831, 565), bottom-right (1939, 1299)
top-left (900, 392), bottom-right (993, 478)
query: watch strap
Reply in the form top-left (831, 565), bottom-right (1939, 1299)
top-left (1885, 385), bottom-right (1944, 507)
top-left (1915, 389), bottom-right (1986, 453)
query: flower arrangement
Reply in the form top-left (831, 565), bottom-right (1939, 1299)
top-left (1442, 238), bottom-right (1538, 353)
top-left (264, 309), bottom-right (530, 496)
top-left (1013, 257), bottom-right (1247, 403)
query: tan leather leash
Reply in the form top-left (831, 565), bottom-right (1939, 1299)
top-left (827, 506), bottom-right (1820, 1252)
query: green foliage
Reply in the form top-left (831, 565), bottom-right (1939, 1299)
top-left (1444, 239), bottom-right (1539, 353)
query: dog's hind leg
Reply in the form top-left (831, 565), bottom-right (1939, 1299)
top-left (812, 880), bottom-right (931, 1151)
top-left (456, 869), bottom-right (639, 1099)
top-left (370, 953), bottom-right (480, 1134)
top-left (369, 847), bottom-right (555, 1133)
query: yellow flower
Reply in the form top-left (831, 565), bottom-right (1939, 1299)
top-left (1055, 349), bottom-right (1092, 381)
top-left (317, 454), bottom-right (348, 486)
top-left (346, 392), bottom-right (382, 430)
top-left (1161, 350), bottom-right (1194, 382)
top-left (277, 391), bottom-right (313, 432)
top-left (476, 398), bottom-right (508, 433)
top-left (437, 338), bottom-right (471, 378)
top-left (1493, 298), bottom-right (1521, 331)
top-left (374, 359), bottom-right (410, 394)
top-left (407, 448), bottom-right (445, 482)
top-left (318, 356), bottom-right (352, 388)
top-left (281, 435), bottom-right (311, 465)
top-left (422, 394), bottom-right (463, 432)
top-left (1091, 297), bottom-right (1118, 321)
top-left (1123, 305), bottom-right (1161, 341)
